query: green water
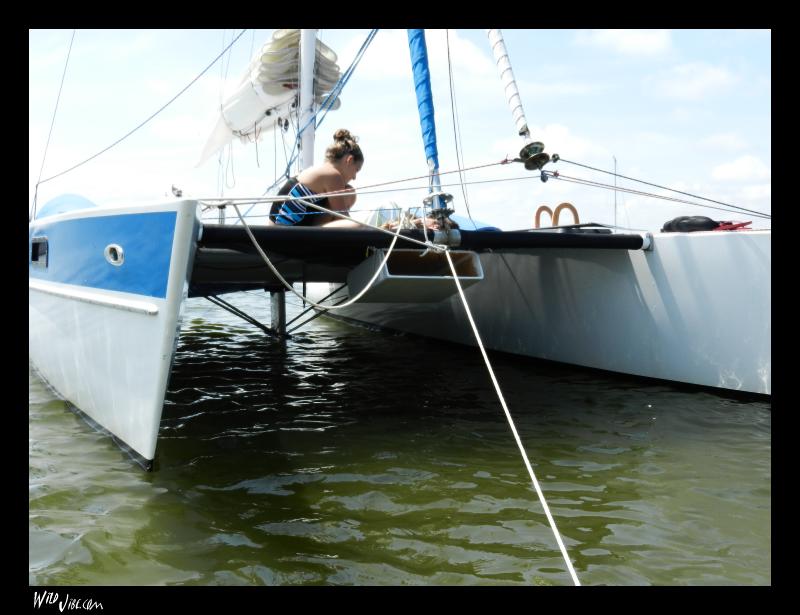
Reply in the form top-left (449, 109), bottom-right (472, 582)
top-left (29, 293), bottom-right (771, 586)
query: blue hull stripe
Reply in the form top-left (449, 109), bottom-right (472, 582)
top-left (29, 211), bottom-right (178, 299)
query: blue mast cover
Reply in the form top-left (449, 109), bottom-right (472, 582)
top-left (407, 29), bottom-right (439, 171)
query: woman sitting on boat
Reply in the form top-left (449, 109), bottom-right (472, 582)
top-left (269, 129), bottom-right (364, 227)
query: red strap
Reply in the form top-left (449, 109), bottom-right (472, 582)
top-left (714, 221), bottom-right (752, 231)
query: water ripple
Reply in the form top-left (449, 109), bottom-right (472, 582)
top-left (29, 294), bottom-right (771, 585)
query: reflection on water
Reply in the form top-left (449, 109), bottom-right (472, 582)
top-left (29, 293), bottom-right (771, 585)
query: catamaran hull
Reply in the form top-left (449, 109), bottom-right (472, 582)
top-left (316, 230), bottom-right (771, 395)
top-left (29, 201), bottom-right (201, 465)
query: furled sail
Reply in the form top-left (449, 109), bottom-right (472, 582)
top-left (487, 29), bottom-right (549, 169)
top-left (487, 29), bottom-right (529, 141)
top-left (408, 28), bottom-right (450, 215)
top-left (407, 29), bottom-right (439, 173)
top-left (197, 29), bottom-right (342, 166)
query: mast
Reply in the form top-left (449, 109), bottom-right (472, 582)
top-left (299, 29), bottom-right (317, 171)
top-left (487, 29), bottom-right (549, 170)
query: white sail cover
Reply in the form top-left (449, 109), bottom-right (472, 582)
top-left (197, 29), bottom-right (342, 166)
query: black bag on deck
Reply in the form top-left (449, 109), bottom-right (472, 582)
top-left (661, 216), bottom-right (719, 233)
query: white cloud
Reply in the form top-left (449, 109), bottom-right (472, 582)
top-left (517, 79), bottom-right (596, 102)
top-left (426, 29), bottom-right (496, 78)
top-left (333, 29), bottom-right (417, 80)
top-left (630, 131), bottom-right (681, 149)
top-left (28, 32), bottom-right (72, 71)
top-left (576, 29), bottom-right (672, 56)
top-left (535, 124), bottom-right (610, 161)
top-left (333, 29), bottom-right (496, 84)
top-left (646, 63), bottom-right (738, 100)
top-left (699, 132), bottom-right (748, 152)
top-left (79, 30), bottom-right (157, 64)
top-left (711, 155), bottom-right (770, 181)
top-left (739, 183), bottom-right (771, 200)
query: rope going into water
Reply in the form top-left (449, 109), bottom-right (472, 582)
top-left (226, 195), bottom-right (581, 584)
top-left (444, 250), bottom-right (581, 586)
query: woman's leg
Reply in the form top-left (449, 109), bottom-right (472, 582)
top-left (321, 218), bottom-right (365, 228)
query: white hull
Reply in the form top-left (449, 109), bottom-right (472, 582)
top-left (29, 200), bottom-right (201, 464)
top-left (313, 230), bottom-right (771, 395)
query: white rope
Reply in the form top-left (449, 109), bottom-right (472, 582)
top-left (230, 194), bottom-right (580, 584)
top-left (231, 201), bottom-right (433, 311)
top-left (444, 250), bottom-right (581, 586)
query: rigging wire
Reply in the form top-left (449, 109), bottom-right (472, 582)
top-left (337, 159), bottom-right (509, 194)
top-left (556, 156), bottom-right (770, 219)
top-left (221, 29), bottom-right (239, 194)
top-left (314, 156), bottom-right (767, 223)
top-left (253, 121), bottom-right (261, 168)
top-left (36, 29), bottom-right (249, 187)
top-left (314, 29), bottom-right (379, 131)
top-left (216, 30), bottom-right (232, 198)
top-left (31, 29), bottom-right (76, 221)
top-left (225, 141), bottom-right (236, 189)
top-left (280, 119), bottom-right (290, 171)
top-left (200, 160), bottom-right (772, 226)
top-left (543, 170), bottom-right (772, 220)
top-left (222, 29), bottom-right (235, 89)
top-left (445, 29), bottom-right (478, 229)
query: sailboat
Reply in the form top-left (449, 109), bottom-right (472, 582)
top-left (28, 29), bottom-right (771, 471)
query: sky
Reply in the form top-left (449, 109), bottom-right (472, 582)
top-left (29, 29), bottom-right (771, 232)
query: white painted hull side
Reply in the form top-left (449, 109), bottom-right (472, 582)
top-left (29, 200), bottom-right (201, 462)
top-left (315, 231), bottom-right (771, 395)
